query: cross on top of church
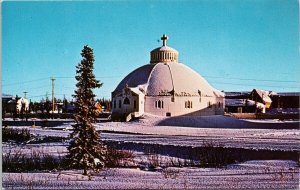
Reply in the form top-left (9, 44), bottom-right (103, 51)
top-left (161, 34), bottom-right (168, 46)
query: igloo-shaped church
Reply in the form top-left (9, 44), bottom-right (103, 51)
top-left (111, 34), bottom-right (224, 120)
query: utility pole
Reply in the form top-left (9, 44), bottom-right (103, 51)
top-left (51, 77), bottom-right (56, 115)
top-left (23, 91), bottom-right (28, 98)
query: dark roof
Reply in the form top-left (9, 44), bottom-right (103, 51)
top-left (225, 99), bottom-right (256, 107)
top-left (2, 93), bottom-right (13, 99)
top-left (224, 91), bottom-right (251, 97)
top-left (277, 92), bottom-right (300, 96)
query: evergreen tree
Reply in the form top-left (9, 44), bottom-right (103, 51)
top-left (68, 45), bottom-right (106, 176)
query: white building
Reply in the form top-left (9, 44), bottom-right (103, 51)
top-left (16, 97), bottom-right (29, 113)
top-left (112, 34), bottom-right (224, 121)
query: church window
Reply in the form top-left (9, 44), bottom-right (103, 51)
top-left (218, 102), bottom-right (221, 108)
top-left (119, 100), bottom-right (122, 108)
top-left (208, 101), bottom-right (212, 108)
top-left (123, 97), bottom-right (130, 105)
top-left (113, 100), bottom-right (116, 109)
top-left (185, 101), bottom-right (192, 109)
top-left (198, 90), bottom-right (202, 102)
top-left (155, 100), bottom-right (164, 109)
top-left (134, 100), bottom-right (137, 109)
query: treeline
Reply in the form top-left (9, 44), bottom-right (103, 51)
top-left (2, 96), bottom-right (111, 120)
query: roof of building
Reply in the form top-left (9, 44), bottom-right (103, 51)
top-left (113, 34), bottom-right (224, 98)
top-left (113, 62), bottom-right (224, 98)
top-left (225, 99), bottom-right (257, 106)
top-left (277, 92), bottom-right (300, 96)
top-left (253, 89), bottom-right (272, 103)
top-left (2, 93), bottom-right (13, 99)
top-left (225, 91), bottom-right (251, 97)
top-left (150, 45), bottom-right (178, 53)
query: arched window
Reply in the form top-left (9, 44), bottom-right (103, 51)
top-left (113, 100), bottom-right (116, 108)
top-left (155, 100), bottom-right (164, 109)
top-left (123, 97), bottom-right (130, 105)
top-left (185, 101), bottom-right (192, 109)
top-left (208, 101), bottom-right (212, 108)
top-left (118, 100), bottom-right (122, 108)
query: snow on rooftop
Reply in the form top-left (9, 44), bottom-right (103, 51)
top-left (225, 92), bottom-right (251, 97)
top-left (150, 45), bottom-right (178, 53)
top-left (254, 89), bottom-right (272, 103)
top-left (114, 62), bottom-right (223, 97)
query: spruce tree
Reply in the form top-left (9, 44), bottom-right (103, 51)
top-left (68, 45), bottom-right (106, 175)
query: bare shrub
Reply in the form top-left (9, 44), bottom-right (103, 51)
top-left (199, 140), bottom-right (234, 167)
top-left (105, 148), bottom-right (135, 168)
top-left (161, 168), bottom-right (180, 179)
top-left (3, 149), bottom-right (68, 172)
top-left (148, 154), bottom-right (161, 169)
top-left (2, 127), bottom-right (31, 143)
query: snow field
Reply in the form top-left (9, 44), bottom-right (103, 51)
top-left (3, 160), bottom-right (299, 189)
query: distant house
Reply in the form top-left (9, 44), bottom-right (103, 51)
top-left (224, 91), bottom-right (251, 100)
top-left (94, 102), bottom-right (103, 115)
top-left (2, 94), bottom-right (16, 113)
top-left (249, 89), bottom-right (272, 109)
top-left (225, 90), bottom-right (273, 113)
top-left (269, 92), bottom-right (300, 114)
top-left (225, 99), bottom-right (256, 113)
top-left (16, 97), bottom-right (29, 113)
top-left (225, 99), bottom-right (266, 113)
top-left (2, 93), bottom-right (14, 102)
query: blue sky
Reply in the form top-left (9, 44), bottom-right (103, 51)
top-left (2, 0), bottom-right (299, 101)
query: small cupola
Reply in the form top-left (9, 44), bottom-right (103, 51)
top-left (150, 34), bottom-right (179, 64)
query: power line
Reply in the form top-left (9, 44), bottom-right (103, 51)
top-left (2, 77), bottom-right (49, 86)
top-left (203, 76), bottom-right (298, 83)
top-left (56, 76), bottom-right (123, 79)
top-left (4, 75), bottom-right (298, 87)
top-left (210, 81), bottom-right (299, 89)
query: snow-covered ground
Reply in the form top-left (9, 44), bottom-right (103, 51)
top-left (8, 121), bottom-right (300, 151)
top-left (3, 115), bottom-right (300, 189)
top-left (3, 160), bottom-right (299, 189)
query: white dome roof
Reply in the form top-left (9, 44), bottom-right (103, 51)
top-left (113, 62), bottom-right (224, 98)
top-left (150, 46), bottom-right (178, 53)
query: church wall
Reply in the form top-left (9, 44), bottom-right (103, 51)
top-left (112, 95), bottom-right (139, 114)
top-left (145, 96), bottom-right (224, 117)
